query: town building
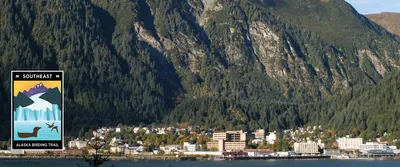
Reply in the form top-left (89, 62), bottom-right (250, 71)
top-left (246, 149), bottom-right (274, 157)
top-left (265, 131), bottom-right (277, 144)
top-left (323, 149), bottom-right (340, 156)
top-left (252, 129), bottom-right (265, 140)
top-left (207, 131), bottom-right (248, 151)
top-left (337, 138), bottom-right (363, 150)
top-left (359, 142), bottom-right (389, 153)
top-left (183, 142), bottom-right (200, 152)
top-left (389, 145), bottom-right (398, 150)
top-left (124, 146), bottom-right (145, 155)
top-left (183, 151), bottom-right (223, 156)
top-left (252, 138), bottom-right (263, 145)
top-left (317, 139), bottom-right (325, 149)
top-left (294, 142), bottom-right (319, 154)
top-left (133, 127), bottom-right (140, 133)
top-left (68, 140), bottom-right (87, 149)
top-left (110, 145), bottom-right (126, 154)
top-left (159, 145), bottom-right (183, 154)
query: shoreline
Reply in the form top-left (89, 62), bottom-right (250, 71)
top-left (0, 155), bottom-right (398, 161)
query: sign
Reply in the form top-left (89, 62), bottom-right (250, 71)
top-left (11, 71), bottom-right (64, 150)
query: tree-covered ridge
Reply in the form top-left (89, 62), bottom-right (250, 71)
top-left (305, 70), bottom-right (400, 137)
top-left (0, 0), bottom-right (173, 138)
top-left (0, 0), bottom-right (399, 140)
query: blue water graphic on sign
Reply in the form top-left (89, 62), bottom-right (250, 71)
top-left (14, 121), bottom-right (61, 140)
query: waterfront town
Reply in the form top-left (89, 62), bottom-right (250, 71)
top-left (1, 125), bottom-right (399, 160)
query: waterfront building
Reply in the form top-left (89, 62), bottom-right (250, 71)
top-left (294, 142), bottom-right (319, 154)
top-left (68, 140), bottom-right (87, 149)
top-left (246, 149), bottom-right (274, 157)
top-left (337, 138), bottom-right (363, 150)
top-left (252, 138), bottom-right (263, 144)
top-left (159, 145), bottom-right (183, 154)
top-left (323, 149), bottom-right (340, 156)
top-left (265, 131), bottom-right (277, 144)
top-left (207, 131), bottom-right (248, 151)
top-left (110, 145), bottom-right (126, 154)
top-left (183, 142), bottom-right (200, 152)
top-left (359, 142), bottom-right (389, 153)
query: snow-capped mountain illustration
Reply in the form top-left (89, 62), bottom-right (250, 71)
top-left (14, 82), bottom-right (61, 121)
top-left (22, 82), bottom-right (49, 97)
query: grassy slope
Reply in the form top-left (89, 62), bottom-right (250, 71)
top-left (367, 12), bottom-right (400, 36)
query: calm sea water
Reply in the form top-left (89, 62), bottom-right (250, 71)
top-left (0, 159), bottom-right (400, 167)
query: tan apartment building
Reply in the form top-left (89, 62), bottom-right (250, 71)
top-left (207, 131), bottom-right (248, 151)
top-left (252, 129), bottom-right (265, 140)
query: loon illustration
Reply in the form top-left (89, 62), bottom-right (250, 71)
top-left (17, 127), bottom-right (41, 138)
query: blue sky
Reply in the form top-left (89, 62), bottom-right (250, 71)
top-left (345, 0), bottom-right (400, 14)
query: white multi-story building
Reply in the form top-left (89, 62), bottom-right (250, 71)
top-left (159, 145), bottom-right (183, 154)
top-left (252, 138), bottom-right (264, 145)
top-left (183, 142), bottom-right (200, 152)
top-left (338, 138), bottom-right (363, 150)
top-left (160, 145), bottom-right (182, 151)
top-left (359, 142), bottom-right (389, 153)
top-left (265, 132), bottom-right (277, 144)
top-left (294, 142), bottom-right (319, 154)
top-left (68, 140), bottom-right (87, 149)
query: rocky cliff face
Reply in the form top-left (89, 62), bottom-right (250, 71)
top-left (140, 0), bottom-right (400, 97)
top-left (94, 0), bottom-right (400, 97)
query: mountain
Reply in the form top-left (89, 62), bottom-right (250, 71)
top-left (13, 92), bottom-right (34, 111)
top-left (367, 12), bottom-right (400, 36)
top-left (22, 83), bottom-right (49, 97)
top-left (39, 88), bottom-right (61, 108)
top-left (303, 70), bottom-right (400, 138)
top-left (0, 0), bottom-right (400, 140)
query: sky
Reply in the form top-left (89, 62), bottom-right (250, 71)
top-left (14, 81), bottom-right (61, 96)
top-left (345, 0), bottom-right (400, 14)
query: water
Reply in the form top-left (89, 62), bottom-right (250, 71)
top-left (13, 92), bottom-right (62, 141)
top-left (14, 121), bottom-right (61, 140)
top-left (0, 159), bottom-right (400, 167)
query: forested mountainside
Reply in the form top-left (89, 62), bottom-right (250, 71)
top-left (367, 12), bottom-right (400, 36)
top-left (1, 0), bottom-right (400, 140)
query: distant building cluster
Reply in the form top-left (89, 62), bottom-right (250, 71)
top-left (62, 125), bottom-right (400, 158)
